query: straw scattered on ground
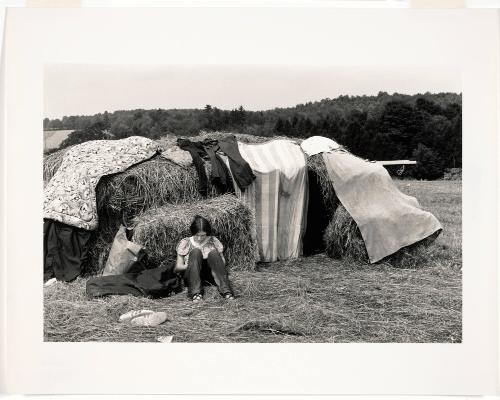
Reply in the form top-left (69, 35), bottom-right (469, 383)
top-left (44, 253), bottom-right (461, 343)
top-left (44, 180), bottom-right (462, 343)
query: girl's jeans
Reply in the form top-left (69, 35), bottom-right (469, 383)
top-left (184, 248), bottom-right (232, 297)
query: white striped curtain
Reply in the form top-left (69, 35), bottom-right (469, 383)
top-left (228, 140), bottom-right (309, 262)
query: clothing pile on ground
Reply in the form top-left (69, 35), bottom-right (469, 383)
top-left (86, 258), bottom-right (183, 298)
top-left (43, 134), bottom-right (443, 299)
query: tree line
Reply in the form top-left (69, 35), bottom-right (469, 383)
top-left (44, 91), bottom-right (461, 179)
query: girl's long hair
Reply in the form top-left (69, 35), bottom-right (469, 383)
top-left (189, 215), bottom-right (212, 236)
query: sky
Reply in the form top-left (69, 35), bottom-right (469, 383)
top-left (44, 64), bottom-right (461, 119)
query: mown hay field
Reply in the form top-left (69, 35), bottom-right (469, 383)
top-left (44, 179), bottom-right (461, 343)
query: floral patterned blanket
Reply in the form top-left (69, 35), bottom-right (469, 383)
top-left (44, 137), bottom-right (159, 230)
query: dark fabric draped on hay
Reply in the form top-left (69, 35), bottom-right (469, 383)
top-left (44, 219), bottom-right (92, 282)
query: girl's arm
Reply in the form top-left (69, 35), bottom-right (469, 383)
top-left (213, 237), bottom-right (225, 264)
top-left (174, 254), bottom-right (187, 272)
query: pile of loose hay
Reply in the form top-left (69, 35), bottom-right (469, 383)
top-left (323, 204), bottom-right (442, 267)
top-left (132, 194), bottom-right (258, 271)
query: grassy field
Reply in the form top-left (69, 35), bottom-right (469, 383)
top-left (44, 180), bottom-right (462, 343)
top-left (43, 129), bottom-right (74, 152)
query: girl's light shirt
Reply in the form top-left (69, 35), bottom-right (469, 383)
top-left (176, 236), bottom-right (224, 266)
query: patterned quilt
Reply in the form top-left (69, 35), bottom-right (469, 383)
top-left (44, 136), bottom-right (159, 230)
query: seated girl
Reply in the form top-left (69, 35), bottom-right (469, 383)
top-left (175, 215), bottom-right (234, 302)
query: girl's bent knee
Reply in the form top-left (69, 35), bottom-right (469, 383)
top-left (207, 249), bottom-right (221, 260)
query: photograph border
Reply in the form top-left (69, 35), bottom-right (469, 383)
top-left (2, 6), bottom-right (498, 395)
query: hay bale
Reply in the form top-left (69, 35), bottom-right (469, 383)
top-left (43, 147), bottom-right (72, 186)
top-left (306, 154), bottom-right (339, 213)
top-left (324, 204), bottom-right (441, 267)
top-left (86, 154), bottom-right (220, 275)
top-left (96, 155), bottom-right (216, 222)
top-left (323, 204), bottom-right (367, 262)
top-left (132, 194), bottom-right (258, 271)
top-left (45, 147), bottom-right (218, 222)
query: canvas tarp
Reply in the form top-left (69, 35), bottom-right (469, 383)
top-left (44, 136), bottom-right (158, 230)
top-left (322, 151), bottom-right (442, 263)
top-left (229, 139), bottom-right (308, 262)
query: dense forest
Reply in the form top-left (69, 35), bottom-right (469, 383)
top-left (44, 92), bottom-right (462, 179)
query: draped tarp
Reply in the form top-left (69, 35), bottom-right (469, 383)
top-left (228, 140), bottom-right (308, 262)
top-left (44, 136), bottom-right (159, 230)
top-left (322, 151), bottom-right (442, 263)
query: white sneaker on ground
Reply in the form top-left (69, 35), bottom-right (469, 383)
top-left (130, 311), bottom-right (168, 327)
top-left (44, 278), bottom-right (57, 287)
top-left (157, 335), bottom-right (174, 343)
top-left (119, 309), bottom-right (154, 323)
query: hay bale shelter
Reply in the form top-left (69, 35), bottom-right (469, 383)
top-left (132, 194), bottom-right (258, 271)
top-left (43, 133), bottom-right (442, 277)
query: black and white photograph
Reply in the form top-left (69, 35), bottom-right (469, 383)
top-left (3, 4), bottom-right (499, 396)
top-left (42, 64), bottom-right (462, 343)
